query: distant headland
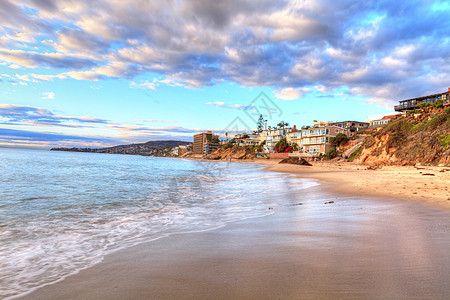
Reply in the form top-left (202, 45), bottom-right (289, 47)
top-left (51, 140), bottom-right (190, 157)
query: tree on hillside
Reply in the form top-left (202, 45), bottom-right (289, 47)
top-left (274, 138), bottom-right (289, 153)
top-left (331, 133), bottom-right (349, 146)
top-left (257, 114), bottom-right (265, 132)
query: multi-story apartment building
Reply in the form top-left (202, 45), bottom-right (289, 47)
top-left (299, 125), bottom-right (349, 155)
top-left (329, 121), bottom-right (369, 136)
top-left (394, 88), bottom-right (450, 112)
top-left (192, 131), bottom-right (219, 156)
top-left (263, 127), bottom-right (294, 153)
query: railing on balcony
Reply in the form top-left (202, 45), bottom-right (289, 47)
top-left (394, 102), bottom-right (417, 111)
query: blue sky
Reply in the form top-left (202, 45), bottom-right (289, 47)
top-left (1, 0), bottom-right (449, 148)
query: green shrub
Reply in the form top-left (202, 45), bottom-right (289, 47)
top-left (438, 134), bottom-right (450, 148)
top-left (427, 107), bottom-right (450, 130)
top-left (324, 147), bottom-right (338, 158)
top-left (348, 146), bottom-right (362, 161)
top-left (331, 133), bottom-right (349, 146)
top-left (411, 121), bottom-right (427, 134)
top-left (274, 138), bottom-right (288, 153)
top-left (417, 102), bottom-right (432, 109)
top-left (434, 100), bottom-right (444, 109)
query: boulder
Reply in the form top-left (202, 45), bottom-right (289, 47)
top-left (279, 157), bottom-right (312, 166)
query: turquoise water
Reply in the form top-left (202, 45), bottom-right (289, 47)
top-left (0, 148), bottom-right (319, 299)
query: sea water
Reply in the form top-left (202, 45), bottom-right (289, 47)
top-left (0, 148), bottom-right (319, 299)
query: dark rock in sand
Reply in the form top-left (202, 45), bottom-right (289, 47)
top-left (279, 157), bottom-right (312, 166)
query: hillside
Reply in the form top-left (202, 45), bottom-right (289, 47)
top-left (353, 106), bottom-right (450, 166)
top-left (51, 140), bottom-right (190, 156)
top-left (207, 145), bottom-right (257, 160)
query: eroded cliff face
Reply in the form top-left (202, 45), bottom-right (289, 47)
top-left (354, 107), bottom-right (450, 166)
top-left (207, 146), bottom-right (257, 160)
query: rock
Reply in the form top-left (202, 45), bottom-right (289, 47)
top-left (324, 201), bottom-right (335, 204)
top-left (279, 157), bottom-right (312, 166)
top-left (366, 166), bottom-right (380, 170)
top-left (422, 173), bottom-right (435, 176)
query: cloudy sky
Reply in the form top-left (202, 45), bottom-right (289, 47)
top-left (1, 0), bottom-right (449, 148)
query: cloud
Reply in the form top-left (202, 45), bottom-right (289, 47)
top-left (0, 0), bottom-right (449, 105)
top-left (0, 127), bottom-right (112, 143)
top-left (0, 104), bottom-right (108, 127)
top-left (205, 101), bottom-right (253, 110)
top-left (274, 87), bottom-right (310, 100)
top-left (41, 92), bottom-right (55, 99)
top-left (130, 81), bottom-right (158, 90)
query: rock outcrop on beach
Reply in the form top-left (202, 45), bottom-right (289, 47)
top-left (279, 157), bottom-right (312, 166)
top-left (207, 146), bottom-right (256, 160)
top-left (353, 107), bottom-right (450, 166)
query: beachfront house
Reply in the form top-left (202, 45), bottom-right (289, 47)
top-left (286, 125), bottom-right (301, 147)
top-left (394, 88), bottom-right (450, 112)
top-left (235, 133), bottom-right (261, 147)
top-left (369, 115), bottom-right (398, 127)
top-left (263, 127), bottom-right (294, 153)
top-left (299, 125), bottom-right (349, 155)
top-left (329, 121), bottom-right (369, 136)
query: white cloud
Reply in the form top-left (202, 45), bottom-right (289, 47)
top-left (130, 81), bottom-right (158, 90)
top-left (274, 87), bottom-right (310, 100)
top-left (14, 74), bottom-right (30, 81)
top-left (42, 92), bottom-right (55, 99)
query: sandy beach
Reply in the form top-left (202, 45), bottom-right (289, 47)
top-left (18, 158), bottom-right (450, 300)
top-left (21, 195), bottom-right (450, 299)
top-left (241, 158), bottom-right (450, 210)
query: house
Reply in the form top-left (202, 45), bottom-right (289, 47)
top-left (369, 115), bottom-right (398, 127)
top-left (236, 133), bottom-right (261, 147)
top-left (312, 120), bottom-right (335, 127)
top-left (299, 125), bottom-right (349, 155)
top-left (263, 127), bottom-right (294, 153)
top-left (286, 125), bottom-right (301, 146)
top-left (329, 121), bottom-right (369, 136)
top-left (394, 88), bottom-right (450, 112)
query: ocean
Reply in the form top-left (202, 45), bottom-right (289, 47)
top-left (0, 148), bottom-right (319, 299)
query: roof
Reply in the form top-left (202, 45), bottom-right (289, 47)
top-left (399, 88), bottom-right (450, 103)
top-left (381, 115), bottom-right (398, 120)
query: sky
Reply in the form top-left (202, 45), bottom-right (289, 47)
top-left (1, 0), bottom-right (450, 148)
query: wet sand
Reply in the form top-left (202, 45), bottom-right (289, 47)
top-left (239, 158), bottom-right (450, 210)
top-left (20, 182), bottom-right (450, 299)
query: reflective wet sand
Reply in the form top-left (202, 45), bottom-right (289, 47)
top-left (21, 186), bottom-right (450, 299)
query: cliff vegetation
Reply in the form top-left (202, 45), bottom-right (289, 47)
top-left (353, 106), bottom-right (450, 166)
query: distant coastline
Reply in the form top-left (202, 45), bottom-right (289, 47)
top-left (51, 140), bottom-right (190, 156)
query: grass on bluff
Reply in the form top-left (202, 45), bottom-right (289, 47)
top-left (353, 107), bottom-right (450, 165)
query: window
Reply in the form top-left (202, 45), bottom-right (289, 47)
top-left (335, 129), bottom-right (339, 133)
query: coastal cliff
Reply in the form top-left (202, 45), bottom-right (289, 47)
top-left (207, 146), bottom-right (257, 160)
top-left (354, 107), bottom-right (450, 166)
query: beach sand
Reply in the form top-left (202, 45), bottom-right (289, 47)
top-left (19, 159), bottom-right (450, 299)
top-left (246, 158), bottom-right (450, 210)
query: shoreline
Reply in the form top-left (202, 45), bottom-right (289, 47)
top-left (15, 156), bottom-right (450, 299)
top-left (187, 157), bottom-right (450, 210)
top-left (20, 188), bottom-right (450, 299)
